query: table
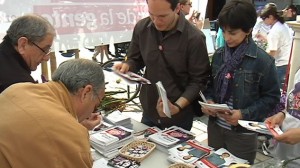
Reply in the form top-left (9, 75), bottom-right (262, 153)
top-left (93, 119), bottom-right (171, 168)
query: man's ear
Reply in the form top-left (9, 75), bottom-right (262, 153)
top-left (175, 3), bottom-right (180, 13)
top-left (17, 37), bottom-right (28, 55)
top-left (80, 84), bottom-right (93, 101)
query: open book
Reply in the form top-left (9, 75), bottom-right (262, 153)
top-left (113, 69), bottom-right (151, 84)
top-left (238, 120), bottom-right (283, 136)
top-left (156, 81), bottom-right (171, 118)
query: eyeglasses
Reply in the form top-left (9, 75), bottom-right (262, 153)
top-left (185, 2), bottom-right (192, 7)
top-left (93, 93), bottom-right (102, 112)
top-left (29, 40), bottom-right (52, 55)
top-left (261, 16), bottom-right (267, 21)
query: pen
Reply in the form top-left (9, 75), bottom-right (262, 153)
top-left (199, 91), bottom-right (207, 103)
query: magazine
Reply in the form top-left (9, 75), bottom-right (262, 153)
top-left (195, 148), bottom-right (248, 168)
top-left (168, 140), bottom-right (213, 164)
top-left (238, 120), bottom-right (283, 136)
top-left (113, 69), bottom-right (151, 84)
top-left (89, 121), bottom-right (114, 134)
top-left (156, 81), bottom-right (171, 118)
top-left (149, 126), bottom-right (195, 147)
top-left (134, 126), bottom-right (161, 140)
top-left (90, 126), bottom-right (133, 146)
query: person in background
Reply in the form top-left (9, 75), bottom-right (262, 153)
top-left (215, 27), bottom-right (225, 49)
top-left (0, 14), bottom-right (101, 130)
top-left (0, 59), bottom-right (105, 168)
top-left (92, 44), bottom-right (111, 64)
top-left (283, 4), bottom-right (298, 21)
top-left (256, 3), bottom-right (293, 90)
top-left (114, 0), bottom-right (211, 130)
top-left (179, 0), bottom-right (203, 29)
top-left (0, 14), bottom-right (55, 93)
top-left (202, 0), bottom-right (280, 164)
top-left (265, 68), bottom-right (300, 167)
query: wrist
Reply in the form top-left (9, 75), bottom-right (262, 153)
top-left (279, 111), bottom-right (286, 118)
top-left (173, 102), bottom-right (183, 112)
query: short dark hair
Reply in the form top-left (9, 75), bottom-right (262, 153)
top-left (285, 4), bottom-right (298, 13)
top-left (260, 3), bottom-right (285, 24)
top-left (218, 0), bottom-right (257, 33)
top-left (146, 0), bottom-right (179, 11)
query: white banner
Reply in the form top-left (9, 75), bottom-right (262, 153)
top-left (0, 0), bottom-right (148, 51)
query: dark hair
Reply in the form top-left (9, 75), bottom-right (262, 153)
top-left (285, 4), bottom-right (298, 13)
top-left (218, 0), bottom-right (257, 33)
top-left (260, 3), bottom-right (285, 24)
top-left (146, 0), bottom-right (179, 11)
top-left (179, 0), bottom-right (188, 5)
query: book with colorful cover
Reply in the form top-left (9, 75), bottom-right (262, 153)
top-left (90, 126), bottom-right (133, 146)
top-left (149, 126), bottom-right (195, 147)
top-left (238, 120), bottom-right (283, 136)
top-left (89, 121), bottom-right (114, 134)
top-left (168, 140), bottom-right (213, 164)
top-left (134, 126), bottom-right (161, 140)
top-left (195, 148), bottom-right (248, 168)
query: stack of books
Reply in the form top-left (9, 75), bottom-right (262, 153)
top-left (104, 110), bottom-right (132, 128)
top-left (148, 126), bottom-right (195, 153)
top-left (195, 148), bottom-right (248, 168)
top-left (167, 140), bottom-right (213, 165)
top-left (89, 121), bottom-right (113, 134)
top-left (90, 126), bottom-right (134, 158)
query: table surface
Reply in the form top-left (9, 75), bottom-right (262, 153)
top-left (93, 119), bottom-right (171, 168)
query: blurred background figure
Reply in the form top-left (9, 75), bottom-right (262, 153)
top-left (92, 44), bottom-right (111, 64)
top-left (256, 3), bottom-right (293, 90)
top-left (282, 4), bottom-right (298, 21)
top-left (179, 0), bottom-right (203, 29)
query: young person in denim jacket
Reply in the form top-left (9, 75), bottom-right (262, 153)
top-left (201, 0), bottom-right (280, 164)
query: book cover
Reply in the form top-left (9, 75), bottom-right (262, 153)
top-left (238, 120), bottom-right (283, 136)
top-left (195, 148), bottom-right (248, 168)
top-left (90, 121), bottom-right (113, 134)
top-left (91, 126), bottom-right (133, 146)
top-left (168, 140), bottom-right (213, 164)
top-left (163, 126), bottom-right (195, 143)
top-left (149, 126), bottom-right (195, 147)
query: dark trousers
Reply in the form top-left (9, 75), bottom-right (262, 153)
top-left (208, 119), bottom-right (258, 164)
top-left (276, 65), bottom-right (287, 90)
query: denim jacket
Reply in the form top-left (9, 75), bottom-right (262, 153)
top-left (207, 39), bottom-right (280, 126)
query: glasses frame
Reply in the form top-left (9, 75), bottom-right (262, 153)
top-left (94, 93), bottom-right (102, 112)
top-left (185, 2), bottom-right (192, 7)
top-left (29, 40), bottom-right (51, 55)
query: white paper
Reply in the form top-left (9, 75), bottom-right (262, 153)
top-left (156, 81), bottom-right (171, 118)
top-left (238, 120), bottom-right (283, 136)
top-left (199, 101), bottom-right (230, 111)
